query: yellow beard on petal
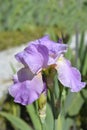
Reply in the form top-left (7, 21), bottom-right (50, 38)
top-left (57, 54), bottom-right (64, 62)
top-left (56, 55), bottom-right (65, 69)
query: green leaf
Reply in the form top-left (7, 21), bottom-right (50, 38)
top-left (64, 92), bottom-right (84, 115)
top-left (79, 32), bottom-right (84, 59)
top-left (27, 103), bottom-right (54, 130)
top-left (57, 113), bottom-right (73, 130)
top-left (45, 103), bottom-right (54, 130)
top-left (57, 114), bottom-right (63, 130)
top-left (81, 89), bottom-right (87, 99)
top-left (0, 112), bottom-right (32, 130)
top-left (62, 118), bottom-right (73, 130)
top-left (80, 45), bottom-right (87, 74)
top-left (78, 32), bottom-right (87, 74)
top-left (26, 104), bottom-right (42, 130)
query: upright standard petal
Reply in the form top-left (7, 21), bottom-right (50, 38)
top-left (38, 35), bottom-right (68, 58)
top-left (56, 56), bottom-right (86, 92)
top-left (9, 68), bottom-right (45, 105)
top-left (26, 35), bottom-right (67, 59)
top-left (15, 44), bottom-right (49, 74)
top-left (29, 35), bottom-right (67, 66)
top-left (15, 35), bottom-right (67, 74)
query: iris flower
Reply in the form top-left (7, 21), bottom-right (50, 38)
top-left (9, 35), bottom-right (86, 105)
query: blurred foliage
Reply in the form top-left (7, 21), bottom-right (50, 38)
top-left (0, 26), bottom-right (46, 50)
top-left (0, 0), bottom-right (87, 33)
top-left (0, 26), bottom-right (68, 51)
top-left (0, 0), bottom-right (87, 50)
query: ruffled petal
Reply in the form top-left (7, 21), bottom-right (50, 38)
top-left (39, 35), bottom-right (68, 58)
top-left (15, 44), bottom-right (48, 74)
top-left (9, 73), bottom-right (45, 105)
top-left (27, 35), bottom-right (67, 58)
top-left (56, 56), bottom-right (86, 92)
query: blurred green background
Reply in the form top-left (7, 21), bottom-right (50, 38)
top-left (0, 0), bottom-right (87, 50)
top-left (0, 0), bottom-right (87, 130)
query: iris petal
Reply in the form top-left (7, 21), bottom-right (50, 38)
top-left (56, 56), bottom-right (86, 92)
top-left (15, 44), bottom-right (49, 74)
top-left (9, 68), bottom-right (45, 105)
top-left (39, 35), bottom-right (68, 58)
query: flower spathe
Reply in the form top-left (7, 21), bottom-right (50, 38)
top-left (9, 67), bottom-right (45, 105)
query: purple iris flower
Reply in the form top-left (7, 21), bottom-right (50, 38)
top-left (9, 35), bottom-right (86, 106)
top-left (9, 67), bottom-right (45, 105)
top-left (15, 35), bottom-right (86, 92)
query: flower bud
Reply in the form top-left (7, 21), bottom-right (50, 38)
top-left (38, 88), bottom-right (47, 123)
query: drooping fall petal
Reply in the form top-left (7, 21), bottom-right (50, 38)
top-left (9, 67), bottom-right (45, 105)
top-left (56, 56), bottom-right (86, 92)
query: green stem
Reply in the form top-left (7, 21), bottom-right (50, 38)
top-left (42, 122), bottom-right (46, 130)
top-left (54, 119), bottom-right (58, 130)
